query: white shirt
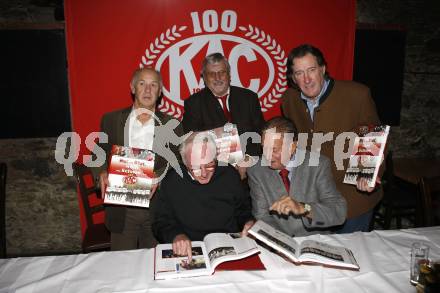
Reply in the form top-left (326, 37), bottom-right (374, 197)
top-left (128, 109), bottom-right (155, 150)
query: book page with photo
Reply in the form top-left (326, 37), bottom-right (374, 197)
top-left (204, 233), bottom-right (260, 269)
top-left (104, 145), bottom-right (155, 208)
top-left (248, 220), bottom-right (359, 270)
top-left (343, 125), bottom-right (390, 188)
top-left (154, 233), bottom-right (260, 280)
top-left (154, 242), bottom-right (212, 280)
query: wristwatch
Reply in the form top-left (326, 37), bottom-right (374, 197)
top-left (301, 202), bottom-right (312, 215)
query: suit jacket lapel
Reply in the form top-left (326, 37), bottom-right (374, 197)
top-left (228, 86), bottom-right (236, 120)
top-left (152, 110), bottom-right (164, 152)
top-left (205, 88), bottom-right (228, 126)
top-left (118, 107), bottom-right (132, 147)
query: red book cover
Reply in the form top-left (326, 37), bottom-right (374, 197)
top-left (215, 253), bottom-right (266, 271)
top-left (104, 145), bottom-right (155, 208)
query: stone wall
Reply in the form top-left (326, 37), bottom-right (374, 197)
top-left (0, 0), bottom-right (439, 256)
top-left (0, 0), bottom-right (61, 23)
top-left (0, 0), bottom-right (80, 257)
top-left (358, 0), bottom-right (440, 158)
top-left (0, 138), bottom-right (81, 257)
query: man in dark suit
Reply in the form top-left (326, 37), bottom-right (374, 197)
top-left (247, 117), bottom-right (346, 236)
top-left (95, 67), bottom-right (183, 250)
top-left (182, 53), bottom-right (265, 179)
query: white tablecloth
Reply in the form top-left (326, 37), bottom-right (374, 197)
top-left (1, 227), bottom-right (439, 293)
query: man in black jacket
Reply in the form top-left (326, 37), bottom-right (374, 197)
top-left (152, 132), bottom-right (255, 259)
top-left (182, 53), bottom-right (265, 179)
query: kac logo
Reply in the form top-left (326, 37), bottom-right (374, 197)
top-left (139, 10), bottom-right (287, 119)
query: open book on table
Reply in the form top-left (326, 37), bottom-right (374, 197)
top-left (154, 233), bottom-right (262, 280)
top-left (248, 220), bottom-right (360, 270)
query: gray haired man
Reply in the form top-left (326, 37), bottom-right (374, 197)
top-left (247, 117), bottom-right (347, 236)
top-left (182, 52), bottom-right (265, 179)
top-left (152, 131), bottom-right (254, 258)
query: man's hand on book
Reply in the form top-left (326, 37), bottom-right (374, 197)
top-left (149, 183), bottom-right (158, 199)
top-left (236, 165), bottom-right (248, 180)
top-left (148, 172), bottom-right (159, 199)
top-left (356, 176), bottom-right (381, 193)
top-left (270, 195), bottom-right (311, 217)
top-left (99, 171), bottom-right (109, 194)
top-left (241, 220), bottom-right (255, 237)
top-left (356, 153), bottom-right (384, 192)
top-left (173, 234), bottom-right (192, 261)
top-left (236, 154), bottom-right (256, 180)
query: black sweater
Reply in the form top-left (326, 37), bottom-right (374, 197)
top-left (152, 165), bottom-right (253, 242)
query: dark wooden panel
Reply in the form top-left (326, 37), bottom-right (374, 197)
top-left (353, 27), bottom-right (406, 126)
top-left (0, 29), bottom-right (71, 138)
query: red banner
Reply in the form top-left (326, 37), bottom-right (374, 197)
top-left (65, 0), bottom-right (355, 234)
top-left (65, 0), bottom-right (355, 153)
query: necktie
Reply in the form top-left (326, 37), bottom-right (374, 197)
top-left (217, 95), bottom-right (231, 122)
top-left (279, 168), bottom-right (290, 193)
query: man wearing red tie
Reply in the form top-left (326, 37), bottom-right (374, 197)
top-left (247, 117), bottom-right (347, 236)
top-left (182, 53), bottom-right (265, 179)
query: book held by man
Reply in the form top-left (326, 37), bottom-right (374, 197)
top-left (207, 123), bottom-right (244, 166)
top-left (104, 145), bottom-right (155, 208)
top-left (248, 220), bottom-right (360, 270)
top-left (343, 125), bottom-right (390, 188)
top-left (154, 233), bottom-right (262, 280)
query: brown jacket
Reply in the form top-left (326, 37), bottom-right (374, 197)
top-left (281, 79), bottom-right (382, 218)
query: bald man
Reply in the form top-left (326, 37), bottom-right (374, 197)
top-left (95, 68), bottom-right (183, 250)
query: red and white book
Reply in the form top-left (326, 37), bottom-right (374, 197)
top-left (154, 233), bottom-right (263, 280)
top-left (104, 145), bottom-right (155, 208)
top-left (343, 125), bottom-right (390, 188)
top-left (208, 123), bottom-right (244, 166)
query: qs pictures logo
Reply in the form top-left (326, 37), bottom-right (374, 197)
top-left (139, 10), bottom-right (287, 119)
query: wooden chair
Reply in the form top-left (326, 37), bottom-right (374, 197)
top-left (371, 152), bottom-right (421, 230)
top-left (0, 163), bottom-right (7, 258)
top-left (418, 176), bottom-right (440, 227)
top-left (73, 162), bottom-right (111, 253)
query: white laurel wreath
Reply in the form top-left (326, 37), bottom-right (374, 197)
top-left (238, 25), bottom-right (288, 112)
top-left (140, 24), bottom-right (287, 117)
top-left (140, 25), bottom-right (188, 119)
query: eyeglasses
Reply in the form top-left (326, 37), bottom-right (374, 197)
top-left (205, 70), bottom-right (228, 79)
top-left (188, 161), bottom-right (217, 176)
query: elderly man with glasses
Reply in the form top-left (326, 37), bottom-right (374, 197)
top-left (152, 132), bottom-right (255, 258)
top-left (182, 52), bottom-right (265, 180)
